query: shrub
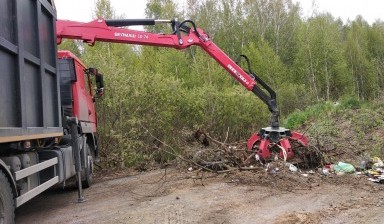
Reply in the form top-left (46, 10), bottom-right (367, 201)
top-left (340, 96), bottom-right (361, 109)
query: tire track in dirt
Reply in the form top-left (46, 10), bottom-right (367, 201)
top-left (15, 168), bottom-right (384, 224)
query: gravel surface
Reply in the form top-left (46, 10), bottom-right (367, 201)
top-left (15, 168), bottom-right (384, 224)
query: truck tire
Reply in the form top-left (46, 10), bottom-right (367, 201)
top-left (0, 171), bottom-right (14, 224)
top-left (81, 143), bottom-right (94, 188)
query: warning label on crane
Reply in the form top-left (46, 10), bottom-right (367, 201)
top-left (227, 64), bottom-right (249, 86)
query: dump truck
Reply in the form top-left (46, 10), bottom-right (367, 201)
top-left (0, 1), bottom-right (102, 223)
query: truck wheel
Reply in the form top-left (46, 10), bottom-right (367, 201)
top-left (0, 171), bottom-right (14, 224)
top-left (82, 143), bottom-right (94, 188)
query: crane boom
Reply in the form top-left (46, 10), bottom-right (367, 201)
top-left (56, 19), bottom-right (256, 90)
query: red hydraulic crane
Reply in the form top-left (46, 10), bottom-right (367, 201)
top-left (56, 18), bottom-right (308, 162)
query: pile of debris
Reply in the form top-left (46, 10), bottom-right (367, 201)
top-left (190, 130), bottom-right (383, 185)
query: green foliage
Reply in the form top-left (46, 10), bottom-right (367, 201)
top-left (145, 0), bottom-right (180, 33)
top-left (371, 134), bottom-right (384, 157)
top-left (350, 109), bottom-right (384, 135)
top-left (293, 13), bottom-right (350, 101)
top-left (284, 111), bottom-right (308, 129)
top-left (339, 96), bottom-right (361, 109)
top-left (283, 101), bottom-right (335, 129)
top-left (242, 0), bottom-right (301, 64)
top-left (307, 118), bottom-right (339, 138)
top-left (344, 17), bottom-right (379, 100)
top-left (276, 83), bottom-right (311, 115)
top-left (284, 98), bottom-right (384, 159)
top-left (58, 40), bottom-right (81, 56)
top-left (243, 41), bottom-right (286, 88)
top-left (94, 0), bottom-right (115, 18)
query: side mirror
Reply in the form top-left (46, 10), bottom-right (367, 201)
top-left (95, 73), bottom-right (104, 97)
top-left (85, 67), bottom-right (105, 98)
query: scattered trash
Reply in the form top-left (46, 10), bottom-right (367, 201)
top-left (269, 167), bottom-right (280, 174)
top-left (322, 169), bottom-right (330, 176)
top-left (360, 160), bottom-right (367, 170)
top-left (363, 157), bottom-right (384, 184)
top-left (301, 174), bottom-right (309, 177)
top-left (355, 157), bottom-right (384, 184)
top-left (368, 177), bottom-right (384, 184)
top-left (332, 162), bottom-right (355, 174)
top-left (288, 163), bottom-right (298, 172)
top-left (265, 163), bottom-right (270, 172)
top-left (367, 170), bottom-right (380, 176)
top-left (372, 157), bottom-right (383, 169)
top-left (188, 167), bottom-right (193, 171)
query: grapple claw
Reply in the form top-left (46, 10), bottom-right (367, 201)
top-left (247, 127), bottom-right (308, 162)
top-left (290, 131), bottom-right (309, 146)
top-left (278, 138), bottom-right (294, 161)
top-left (257, 139), bottom-right (271, 161)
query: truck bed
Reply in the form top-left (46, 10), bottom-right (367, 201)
top-left (0, 0), bottom-right (62, 143)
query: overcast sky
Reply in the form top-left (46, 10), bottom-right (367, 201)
top-left (55, 0), bottom-right (384, 25)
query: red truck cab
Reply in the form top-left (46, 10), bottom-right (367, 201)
top-left (58, 50), bottom-right (103, 134)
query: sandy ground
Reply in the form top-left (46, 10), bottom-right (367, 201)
top-left (15, 167), bottom-right (384, 224)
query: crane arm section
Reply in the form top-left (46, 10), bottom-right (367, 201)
top-left (56, 19), bottom-right (256, 91)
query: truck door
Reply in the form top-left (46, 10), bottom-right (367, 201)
top-left (58, 51), bottom-right (97, 133)
top-left (73, 60), bottom-right (97, 133)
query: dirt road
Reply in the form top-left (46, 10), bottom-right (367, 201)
top-left (15, 168), bottom-right (383, 224)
